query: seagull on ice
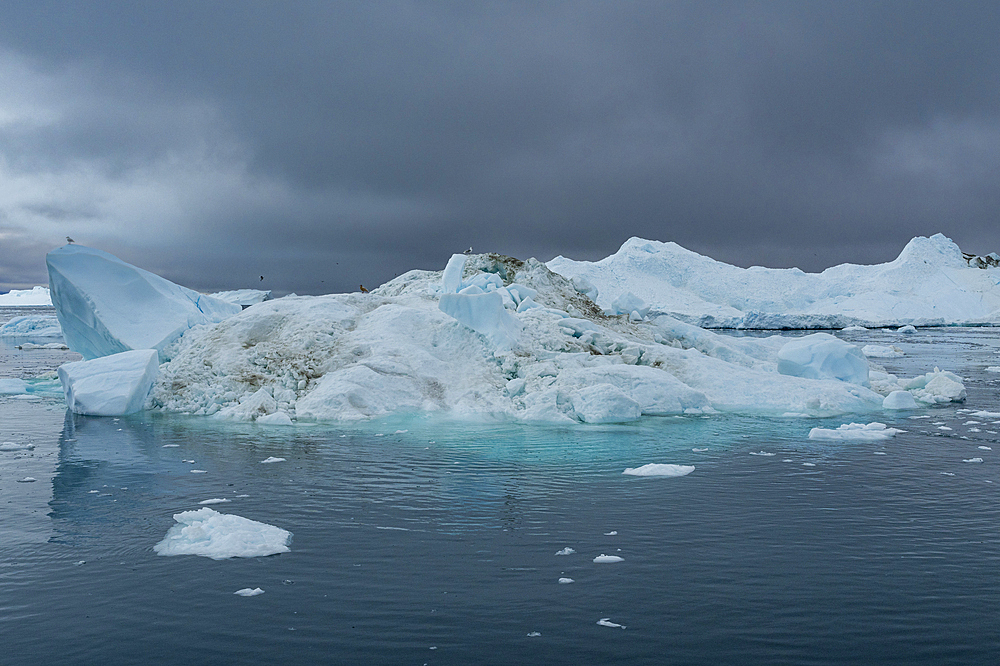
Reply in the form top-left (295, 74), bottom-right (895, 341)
top-left (66, 236), bottom-right (74, 244)
top-left (463, 246), bottom-right (473, 254)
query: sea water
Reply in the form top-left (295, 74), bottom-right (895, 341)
top-left (2, 308), bottom-right (1000, 665)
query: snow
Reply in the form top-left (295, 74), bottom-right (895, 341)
top-left (0, 286), bottom-right (52, 306)
top-left (0, 314), bottom-right (62, 338)
top-left (210, 289), bottom-right (271, 307)
top-left (548, 234), bottom-right (1000, 328)
top-left (622, 463), bottom-right (695, 477)
top-left (153, 507), bottom-right (291, 559)
top-left (46, 244), bottom-right (241, 360)
top-left (808, 422), bottom-right (903, 441)
top-left (233, 587), bottom-right (265, 596)
top-left (57, 349), bottom-right (159, 416)
top-left (776, 333), bottom-right (869, 385)
top-left (593, 554), bottom-right (624, 563)
top-left (882, 390), bottom-right (919, 410)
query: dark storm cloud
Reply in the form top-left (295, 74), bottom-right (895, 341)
top-left (0, 1), bottom-right (998, 293)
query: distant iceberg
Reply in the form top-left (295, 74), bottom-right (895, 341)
top-left (0, 286), bottom-right (52, 306)
top-left (548, 234), bottom-right (1000, 329)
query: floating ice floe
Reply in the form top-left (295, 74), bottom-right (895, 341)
top-left (233, 587), bottom-right (265, 597)
top-left (622, 463), bottom-right (695, 477)
top-left (749, 451), bottom-right (775, 456)
top-left (558, 577), bottom-right (574, 584)
top-left (57, 349), bottom-right (159, 416)
top-left (17, 342), bottom-right (69, 350)
top-left (154, 508), bottom-right (291, 559)
top-left (0, 286), bottom-right (52, 306)
top-left (548, 234), bottom-right (1000, 329)
top-left (593, 554), bottom-right (624, 563)
top-left (46, 244), bottom-right (241, 360)
top-left (260, 457), bottom-right (286, 464)
top-left (17, 477), bottom-right (37, 482)
top-left (862, 345), bottom-right (904, 358)
top-left (986, 367), bottom-right (1000, 373)
top-left (198, 498), bottom-right (231, 505)
top-left (963, 458), bottom-right (984, 463)
top-left (0, 378), bottom-right (28, 394)
top-left (555, 547), bottom-right (575, 556)
top-left (808, 422), bottom-right (903, 441)
top-left (597, 618), bottom-right (626, 629)
top-left (969, 411), bottom-right (1000, 419)
top-left (0, 442), bottom-right (34, 451)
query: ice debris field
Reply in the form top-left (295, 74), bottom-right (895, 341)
top-left (5, 234), bottom-right (995, 421)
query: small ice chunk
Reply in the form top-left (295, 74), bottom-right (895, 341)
top-left (555, 547), bottom-right (575, 556)
top-left (190, 470), bottom-right (207, 474)
top-left (162, 444), bottom-right (179, 448)
top-left (0, 378), bottom-right (28, 394)
top-left (862, 344), bottom-right (904, 358)
top-left (604, 531), bottom-right (618, 536)
top-left (808, 422), bottom-right (902, 441)
top-left (57, 349), bottom-right (159, 416)
top-left (963, 458), bottom-right (984, 463)
top-left (526, 631), bottom-right (541, 637)
top-left (986, 367), bottom-right (1000, 373)
top-left (0, 442), bottom-right (34, 451)
top-left (198, 498), bottom-right (232, 505)
top-left (873, 451), bottom-right (887, 455)
top-left (260, 457), bottom-right (286, 464)
top-left (883, 391), bottom-right (918, 410)
top-left (969, 411), bottom-right (1000, 418)
top-left (941, 472), bottom-right (955, 476)
top-left (558, 577), bottom-right (574, 584)
top-left (897, 325), bottom-right (917, 334)
top-left (622, 463), bottom-right (694, 477)
top-left (17, 477), bottom-right (37, 482)
top-left (776, 333), bottom-right (869, 385)
top-left (749, 451), bottom-right (775, 456)
top-left (802, 462), bottom-right (816, 467)
top-left (154, 507), bottom-right (291, 559)
top-left (593, 554), bottom-right (624, 563)
top-left (692, 447), bottom-right (708, 452)
top-left (979, 446), bottom-right (992, 450)
top-left (597, 618), bottom-right (626, 629)
top-left (257, 412), bottom-right (293, 426)
top-left (234, 587), bottom-right (265, 597)
top-left (938, 425), bottom-right (952, 431)
top-left (572, 384), bottom-right (641, 423)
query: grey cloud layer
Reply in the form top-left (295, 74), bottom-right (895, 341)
top-left (0, 1), bottom-right (997, 293)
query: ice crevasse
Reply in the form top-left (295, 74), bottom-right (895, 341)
top-left (46, 241), bottom-right (972, 422)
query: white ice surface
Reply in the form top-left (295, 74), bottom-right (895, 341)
top-left (153, 508), bottom-right (291, 559)
top-left (57, 349), bottom-right (159, 416)
top-left (593, 554), bottom-right (624, 563)
top-left (863, 344), bottom-right (904, 358)
top-left (233, 587), bottom-right (265, 596)
top-left (622, 463), bottom-right (695, 477)
top-left (882, 390), bottom-right (919, 410)
top-left (210, 289), bottom-right (271, 307)
top-left (777, 333), bottom-right (869, 385)
top-left (555, 547), bottom-right (575, 556)
top-left (548, 234), bottom-right (1000, 328)
top-left (0, 286), bottom-right (52, 306)
top-left (808, 422), bottom-right (903, 441)
top-left (47, 244), bottom-right (241, 360)
top-left (0, 378), bottom-right (28, 394)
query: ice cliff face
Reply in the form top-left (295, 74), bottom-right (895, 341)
top-left (547, 234), bottom-right (1000, 329)
top-left (149, 252), bottom-right (960, 423)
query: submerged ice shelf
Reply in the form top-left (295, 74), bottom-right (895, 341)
top-left (41, 238), bottom-right (979, 423)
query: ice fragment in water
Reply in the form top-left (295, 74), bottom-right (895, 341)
top-left (260, 457), bottom-right (286, 464)
top-left (593, 554), bottom-right (624, 563)
top-left (233, 588), bottom-right (265, 597)
top-left (808, 422), bottom-right (902, 441)
top-left (555, 547), bottom-right (575, 556)
top-left (776, 333), bottom-right (869, 386)
top-left (622, 463), bottom-right (694, 477)
top-left (17, 477), bottom-right (37, 482)
top-left (604, 531), bottom-right (618, 536)
top-left (198, 498), bottom-right (231, 505)
top-left (256, 412), bottom-right (293, 426)
top-left (0, 442), bottom-right (34, 451)
top-left (558, 578), bottom-right (574, 584)
top-left (597, 618), bottom-right (626, 629)
top-left (526, 632), bottom-right (541, 637)
top-left (963, 458), bottom-right (984, 463)
top-left (154, 508), bottom-right (291, 560)
top-left (749, 451), bottom-right (775, 456)
top-left (57, 349), bottom-right (159, 416)
top-left (190, 470), bottom-right (207, 474)
top-left (979, 446), bottom-right (992, 450)
top-left (883, 390), bottom-right (918, 410)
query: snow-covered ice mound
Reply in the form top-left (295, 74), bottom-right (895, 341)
top-left (146, 251), bottom-right (967, 422)
top-left (58, 349), bottom-right (159, 416)
top-left (548, 234), bottom-right (1000, 329)
top-left (210, 289), bottom-right (272, 307)
top-left (0, 286), bottom-right (52, 306)
top-left (0, 314), bottom-right (63, 339)
top-left (47, 244), bottom-right (241, 360)
top-left (153, 507), bottom-right (291, 560)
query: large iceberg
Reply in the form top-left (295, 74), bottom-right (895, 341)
top-left (47, 244), bottom-right (242, 360)
top-left (58, 349), bottom-right (159, 416)
top-left (0, 314), bottom-right (63, 339)
top-left (0, 286), bottom-right (52, 306)
top-left (548, 234), bottom-right (1000, 328)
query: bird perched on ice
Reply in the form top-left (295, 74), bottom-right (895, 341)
top-left (66, 236), bottom-right (74, 244)
top-left (359, 284), bottom-right (369, 293)
top-left (463, 246), bottom-right (473, 254)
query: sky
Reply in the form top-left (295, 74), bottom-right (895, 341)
top-left (1, 1), bottom-right (998, 295)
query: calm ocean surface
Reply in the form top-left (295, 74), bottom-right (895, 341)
top-left (2, 307), bottom-right (999, 665)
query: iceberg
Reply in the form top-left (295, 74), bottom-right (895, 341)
top-left (548, 234), bottom-right (1000, 328)
top-left (153, 507), bottom-right (291, 560)
top-left (0, 286), bottom-right (52, 306)
top-left (808, 422), bottom-right (903, 441)
top-left (57, 349), bottom-right (159, 416)
top-left (46, 244), bottom-right (241, 360)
